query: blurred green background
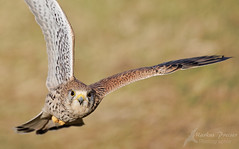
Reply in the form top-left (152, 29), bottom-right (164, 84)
top-left (0, 0), bottom-right (239, 148)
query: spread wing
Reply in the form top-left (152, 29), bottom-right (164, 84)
top-left (90, 55), bottom-right (230, 97)
top-left (25, 0), bottom-right (75, 90)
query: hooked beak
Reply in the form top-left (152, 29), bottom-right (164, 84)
top-left (76, 94), bottom-right (87, 105)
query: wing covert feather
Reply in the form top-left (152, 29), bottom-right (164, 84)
top-left (24, 0), bottom-right (74, 90)
top-left (90, 55), bottom-right (230, 97)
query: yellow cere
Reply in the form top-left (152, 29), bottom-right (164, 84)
top-left (76, 94), bottom-right (86, 101)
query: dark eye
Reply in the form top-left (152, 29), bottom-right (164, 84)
top-left (70, 90), bottom-right (75, 96)
top-left (87, 91), bottom-right (92, 98)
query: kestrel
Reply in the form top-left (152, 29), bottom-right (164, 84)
top-left (15, 0), bottom-right (230, 134)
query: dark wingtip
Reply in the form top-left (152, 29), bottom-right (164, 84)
top-left (213, 55), bottom-right (232, 64)
top-left (195, 55), bottom-right (232, 67)
top-left (219, 55), bottom-right (232, 61)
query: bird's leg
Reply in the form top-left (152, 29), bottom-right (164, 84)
top-left (51, 116), bottom-right (65, 125)
top-left (58, 120), bottom-right (65, 125)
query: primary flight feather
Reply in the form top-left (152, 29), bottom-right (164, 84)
top-left (15, 0), bottom-right (230, 134)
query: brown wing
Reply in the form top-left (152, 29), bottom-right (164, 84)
top-left (90, 55), bottom-right (230, 97)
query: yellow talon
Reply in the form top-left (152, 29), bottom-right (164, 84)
top-left (51, 116), bottom-right (65, 125)
top-left (52, 116), bottom-right (59, 123)
top-left (58, 120), bottom-right (65, 125)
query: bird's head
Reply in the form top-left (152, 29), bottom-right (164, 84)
top-left (45, 78), bottom-right (97, 122)
top-left (65, 88), bottom-right (95, 117)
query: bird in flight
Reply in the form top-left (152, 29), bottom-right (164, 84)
top-left (15, 0), bottom-right (230, 134)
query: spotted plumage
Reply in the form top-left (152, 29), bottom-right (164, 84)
top-left (15, 0), bottom-right (231, 134)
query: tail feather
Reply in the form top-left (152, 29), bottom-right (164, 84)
top-left (15, 112), bottom-right (85, 135)
top-left (15, 112), bottom-right (49, 134)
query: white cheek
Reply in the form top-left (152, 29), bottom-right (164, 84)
top-left (71, 100), bottom-right (89, 115)
top-left (83, 101), bottom-right (88, 106)
top-left (71, 100), bottom-right (80, 110)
